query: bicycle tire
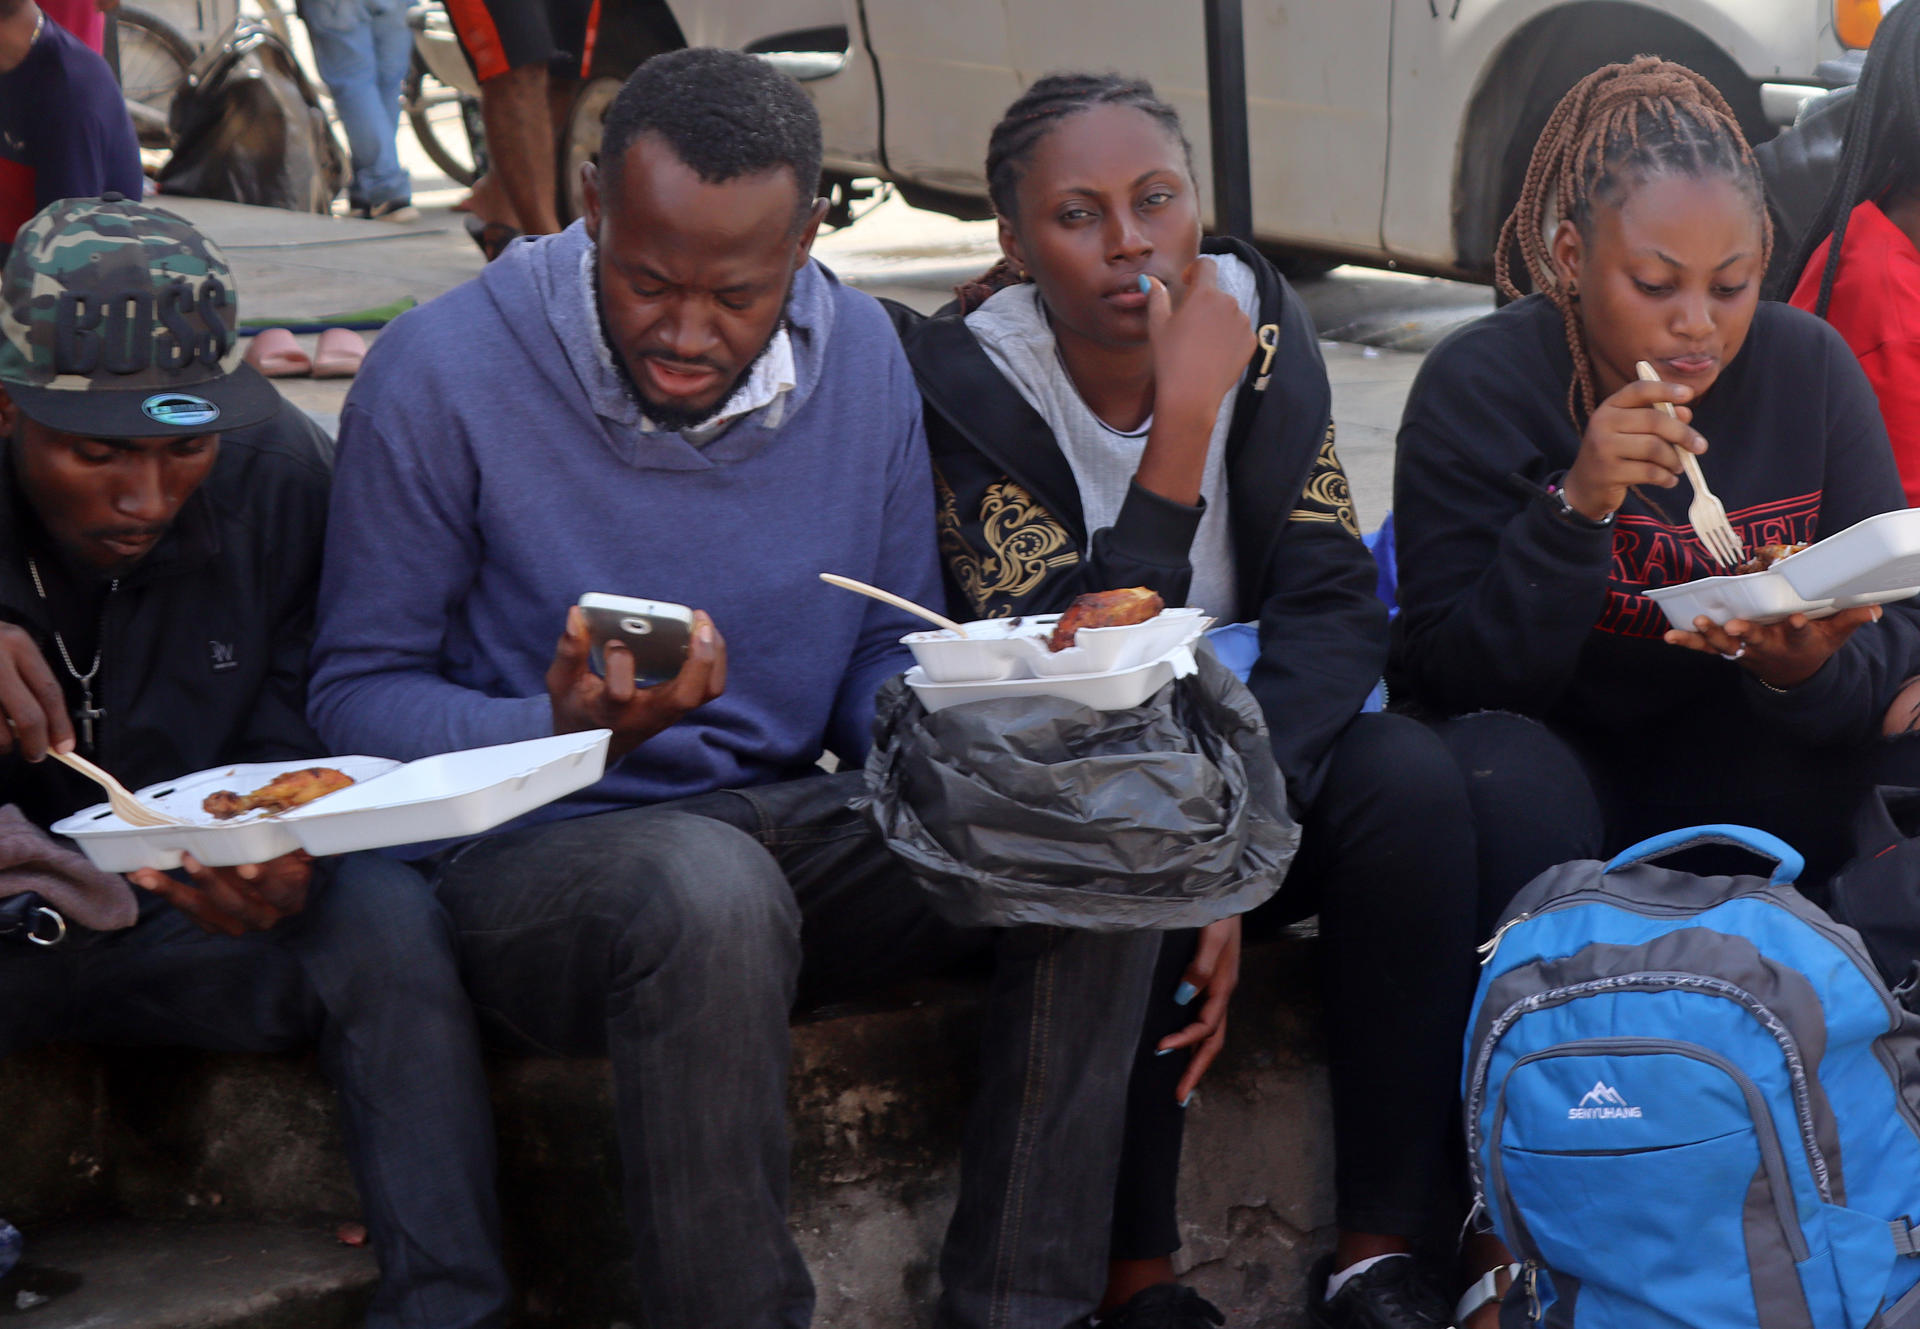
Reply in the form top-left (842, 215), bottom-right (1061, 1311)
top-left (114, 6), bottom-right (197, 145)
top-left (403, 52), bottom-right (481, 187)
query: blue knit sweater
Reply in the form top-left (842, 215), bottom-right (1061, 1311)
top-left (308, 221), bottom-right (940, 824)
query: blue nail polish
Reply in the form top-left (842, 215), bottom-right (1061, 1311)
top-left (1180, 1092), bottom-right (1193, 1109)
top-left (1137, 274), bottom-right (1151, 294)
top-left (1155, 1047), bottom-right (1175, 1057)
top-left (1174, 981), bottom-right (1198, 1006)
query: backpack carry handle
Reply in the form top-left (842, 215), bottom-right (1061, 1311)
top-left (1602, 824), bottom-right (1804, 886)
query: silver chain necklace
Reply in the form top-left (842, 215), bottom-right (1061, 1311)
top-left (26, 557), bottom-right (117, 751)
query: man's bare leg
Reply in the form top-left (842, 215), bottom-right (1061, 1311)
top-left (479, 62), bottom-right (561, 234)
top-left (547, 72), bottom-right (582, 214)
top-left (548, 72), bottom-right (578, 141)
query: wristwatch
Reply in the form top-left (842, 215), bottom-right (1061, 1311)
top-left (1547, 482), bottom-right (1615, 529)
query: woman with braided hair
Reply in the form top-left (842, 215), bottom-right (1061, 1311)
top-left (1392, 57), bottom-right (1920, 936)
top-left (1786, 0), bottom-right (1920, 503)
top-left (892, 72), bottom-right (1484, 1329)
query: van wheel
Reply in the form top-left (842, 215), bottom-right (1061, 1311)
top-left (1455, 5), bottom-right (1767, 284)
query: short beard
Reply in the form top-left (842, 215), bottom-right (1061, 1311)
top-left (592, 261), bottom-right (784, 433)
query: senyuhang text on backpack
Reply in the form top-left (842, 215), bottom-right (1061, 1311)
top-left (1465, 825), bottom-right (1920, 1328)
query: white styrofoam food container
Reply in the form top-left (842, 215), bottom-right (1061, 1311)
top-left (50, 755), bottom-right (401, 872)
top-left (904, 648), bottom-right (1195, 714)
top-left (1774, 509), bottom-right (1920, 606)
top-left (1643, 570), bottom-right (1834, 631)
top-left (903, 616), bottom-right (1037, 682)
top-left (903, 608), bottom-right (1209, 683)
top-left (53, 731), bottom-right (611, 872)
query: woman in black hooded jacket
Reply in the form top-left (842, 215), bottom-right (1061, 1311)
top-left (892, 73), bottom-right (1487, 1329)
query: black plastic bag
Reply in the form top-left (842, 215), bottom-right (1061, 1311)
top-left (158, 19), bottom-right (345, 212)
top-left (1829, 785), bottom-right (1920, 997)
top-left (858, 649), bottom-right (1299, 931)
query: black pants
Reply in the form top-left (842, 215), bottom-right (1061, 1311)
top-left (1436, 710), bottom-right (1920, 933)
top-left (1110, 711), bottom-right (1483, 1255)
top-left (0, 855), bottom-right (508, 1328)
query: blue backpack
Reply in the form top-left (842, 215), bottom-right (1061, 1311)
top-left (1467, 825), bottom-right (1920, 1328)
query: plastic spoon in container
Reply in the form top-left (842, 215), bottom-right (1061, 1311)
top-left (818, 573), bottom-right (970, 637)
top-left (50, 749), bottom-right (180, 826)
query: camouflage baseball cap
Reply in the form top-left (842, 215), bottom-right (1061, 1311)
top-left (0, 195), bottom-right (277, 438)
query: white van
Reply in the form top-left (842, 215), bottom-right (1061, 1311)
top-left (625, 0), bottom-right (1892, 281)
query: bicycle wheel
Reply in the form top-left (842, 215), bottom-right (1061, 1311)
top-left (114, 6), bottom-right (196, 146)
top-left (403, 52), bottom-right (483, 186)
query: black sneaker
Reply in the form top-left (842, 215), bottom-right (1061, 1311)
top-left (1307, 1254), bottom-right (1450, 1329)
top-left (1098, 1282), bottom-right (1227, 1328)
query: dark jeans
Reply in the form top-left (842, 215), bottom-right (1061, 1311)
top-left (0, 852), bottom-right (507, 1329)
top-left (1437, 711), bottom-right (1920, 930)
top-left (430, 770), bottom-right (1162, 1329)
top-left (1112, 711), bottom-right (1482, 1252)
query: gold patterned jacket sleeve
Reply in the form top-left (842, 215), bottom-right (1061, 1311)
top-left (1287, 422), bottom-right (1362, 538)
top-left (932, 451), bottom-right (1212, 621)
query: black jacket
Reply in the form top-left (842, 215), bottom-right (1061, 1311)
top-left (892, 237), bottom-right (1387, 813)
top-left (0, 397), bottom-right (333, 834)
top-left (1389, 295), bottom-right (1920, 765)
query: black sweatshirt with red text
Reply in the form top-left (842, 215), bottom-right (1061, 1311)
top-left (1388, 295), bottom-right (1920, 769)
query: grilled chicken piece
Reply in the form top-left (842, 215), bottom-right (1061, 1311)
top-left (1047, 587), bottom-right (1165, 652)
top-left (1732, 543), bottom-right (1808, 576)
top-left (204, 767), bottom-right (355, 820)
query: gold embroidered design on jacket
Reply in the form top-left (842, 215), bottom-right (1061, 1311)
top-left (1289, 422), bottom-right (1361, 537)
top-left (936, 472), bottom-right (1079, 616)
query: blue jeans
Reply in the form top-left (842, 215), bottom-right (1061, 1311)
top-left (303, 0), bottom-right (413, 209)
top-left (431, 770), bottom-right (1161, 1329)
top-left (0, 853), bottom-right (508, 1329)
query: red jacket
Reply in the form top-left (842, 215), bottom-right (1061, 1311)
top-left (1792, 201), bottom-right (1920, 507)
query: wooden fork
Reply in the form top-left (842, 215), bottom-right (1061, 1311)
top-left (819, 573), bottom-right (970, 636)
top-left (1636, 361), bottom-right (1744, 569)
top-left (51, 749), bottom-right (180, 827)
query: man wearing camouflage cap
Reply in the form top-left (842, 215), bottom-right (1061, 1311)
top-left (0, 196), bottom-right (508, 1327)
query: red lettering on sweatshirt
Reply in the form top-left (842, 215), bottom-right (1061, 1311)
top-left (1595, 491), bottom-right (1822, 639)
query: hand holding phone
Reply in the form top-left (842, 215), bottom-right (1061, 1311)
top-left (548, 597), bottom-right (726, 761)
top-left (577, 593), bottom-right (695, 686)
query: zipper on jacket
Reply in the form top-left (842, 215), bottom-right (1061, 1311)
top-left (1467, 972), bottom-right (1832, 1211)
top-left (94, 590), bottom-right (117, 765)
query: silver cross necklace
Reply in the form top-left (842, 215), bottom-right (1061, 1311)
top-left (26, 557), bottom-right (117, 751)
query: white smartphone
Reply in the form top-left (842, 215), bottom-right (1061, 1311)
top-left (577, 593), bottom-right (695, 686)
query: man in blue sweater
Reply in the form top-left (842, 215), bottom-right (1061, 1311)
top-left (310, 49), bottom-right (1160, 1329)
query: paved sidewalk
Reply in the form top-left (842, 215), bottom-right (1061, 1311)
top-left (156, 196), bottom-right (480, 425)
top-left (177, 192), bottom-right (1448, 519)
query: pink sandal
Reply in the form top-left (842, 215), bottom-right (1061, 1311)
top-left (312, 328), bottom-right (368, 379)
top-left (243, 327), bottom-right (310, 378)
